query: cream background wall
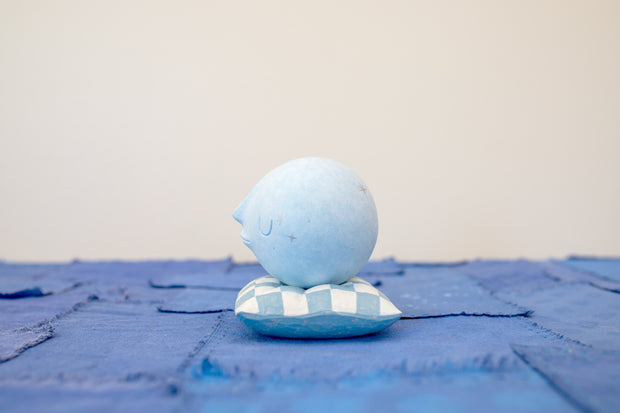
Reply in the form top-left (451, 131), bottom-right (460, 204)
top-left (1, 1), bottom-right (619, 262)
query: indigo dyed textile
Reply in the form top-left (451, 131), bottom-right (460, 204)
top-left (0, 258), bottom-right (619, 412)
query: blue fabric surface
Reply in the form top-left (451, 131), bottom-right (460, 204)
top-left (148, 258), bottom-right (234, 288)
top-left (562, 257), bottom-right (620, 282)
top-left (0, 381), bottom-right (180, 413)
top-left (547, 258), bottom-right (620, 293)
top-left (461, 259), bottom-right (559, 294)
top-left (0, 288), bottom-right (96, 330)
top-left (462, 260), bottom-right (620, 350)
top-left (0, 301), bottom-right (222, 382)
top-left (357, 257), bottom-right (405, 276)
top-left (201, 312), bottom-right (569, 380)
top-left (149, 258), bottom-right (404, 291)
top-left (186, 367), bottom-right (579, 413)
top-left (151, 261), bottom-right (265, 290)
top-left (499, 283), bottom-right (620, 349)
top-left (513, 346), bottom-right (620, 413)
top-left (0, 325), bottom-right (53, 363)
top-left (0, 263), bottom-right (78, 298)
top-left (157, 289), bottom-right (237, 313)
top-left (0, 258), bottom-right (619, 412)
top-left (373, 267), bottom-right (529, 318)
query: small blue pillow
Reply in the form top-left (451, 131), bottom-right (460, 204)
top-left (235, 276), bottom-right (401, 338)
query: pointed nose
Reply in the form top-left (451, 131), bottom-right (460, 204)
top-left (233, 198), bottom-right (247, 224)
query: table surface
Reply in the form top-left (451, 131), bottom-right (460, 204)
top-left (1, 257), bottom-right (619, 413)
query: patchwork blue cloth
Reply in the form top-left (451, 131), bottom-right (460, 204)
top-left (0, 263), bottom-right (78, 298)
top-left (188, 366), bottom-right (579, 413)
top-left (0, 381), bottom-right (181, 413)
top-left (235, 276), bottom-right (401, 338)
top-left (547, 258), bottom-right (620, 293)
top-left (149, 258), bottom-right (404, 291)
top-left (461, 259), bottom-right (559, 294)
top-left (0, 325), bottom-right (54, 363)
top-left (513, 345), bottom-right (620, 413)
top-left (499, 283), bottom-right (620, 349)
top-left (561, 257), bottom-right (620, 282)
top-left (544, 261), bottom-right (620, 293)
top-left (148, 258), bottom-right (234, 289)
top-left (0, 288), bottom-right (96, 330)
top-left (372, 267), bottom-right (530, 318)
top-left (158, 289), bottom-right (237, 313)
top-left (51, 260), bottom-right (209, 303)
top-left (357, 257), bottom-right (405, 276)
top-left (1, 258), bottom-right (619, 413)
top-left (0, 300), bottom-right (223, 382)
top-left (204, 311), bottom-right (571, 380)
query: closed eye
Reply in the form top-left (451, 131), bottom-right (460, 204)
top-left (258, 216), bottom-right (273, 236)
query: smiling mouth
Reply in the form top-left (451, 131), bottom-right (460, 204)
top-left (240, 234), bottom-right (251, 245)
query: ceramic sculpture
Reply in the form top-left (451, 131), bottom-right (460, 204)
top-left (233, 157), bottom-right (401, 338)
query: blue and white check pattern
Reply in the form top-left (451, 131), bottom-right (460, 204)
top-left (235, 275), bottom-right (401, 318)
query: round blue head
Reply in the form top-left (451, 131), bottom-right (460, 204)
top-left (233, 157), bottom-right (378, 288)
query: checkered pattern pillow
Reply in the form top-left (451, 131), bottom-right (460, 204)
top-left (235, 275), bottom-right (401, 338)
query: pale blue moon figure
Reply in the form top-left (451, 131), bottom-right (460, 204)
top-left (233, 157), bottom-right (378, 288)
